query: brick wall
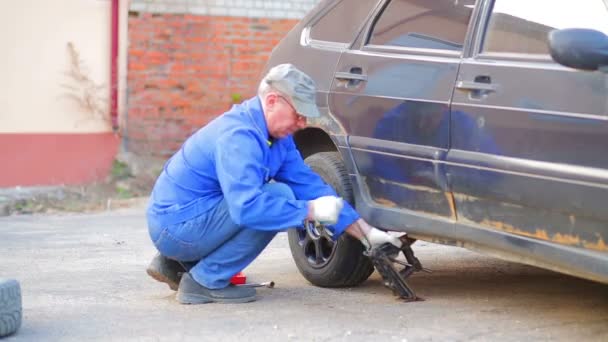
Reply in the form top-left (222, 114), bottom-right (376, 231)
top-left (126, 0), bottom-right (320, 157)
top-left (130, 0), bottom-right (319, 18)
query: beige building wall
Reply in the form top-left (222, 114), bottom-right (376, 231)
top-left (0, 0), bottom-right (128, 134)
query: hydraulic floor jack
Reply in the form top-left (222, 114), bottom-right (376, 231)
top-left (365, 235), bottom-right (430, 302)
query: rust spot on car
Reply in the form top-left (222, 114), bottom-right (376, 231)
top-left (370, 178), bottom-right (455, 218)
top-left (552, 233), bottom-right (581, 245)
top-left (479, 219), bottom-right (541, 239)
top-left (453, 194), bottom-right (607, 252)
top-left (376, 178), bottom-right (442, 193)
top-left (444, 192), bottom-right (458, 221)
top-left (371, 194), bottom-right (446, 218)
top-left (373, 197), bottom-right (397, 207)
top-left (583, 236), bottom-right (607, 251)
top-left (480, 219), bottom-right (608, 252)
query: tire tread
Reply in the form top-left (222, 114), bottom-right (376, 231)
top-left (0, 279), bottom-right (22, 337)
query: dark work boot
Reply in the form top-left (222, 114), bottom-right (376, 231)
top-left (177, 273), bottom-right (256, 304)
top-left (146, 253), bottom-right (187, 291)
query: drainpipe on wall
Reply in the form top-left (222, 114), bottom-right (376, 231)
top-left (110, 0), bottom-right (119, 132)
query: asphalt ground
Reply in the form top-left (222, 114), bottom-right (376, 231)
top-left (1, 206), bottom-right (607, 341)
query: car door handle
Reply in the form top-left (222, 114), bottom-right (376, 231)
top-left (335, 67), bottom-right (367, 88)
top-left (455, 81), bottom-right (497, 92)
top-left (334, 71), bottom-right (368, 81)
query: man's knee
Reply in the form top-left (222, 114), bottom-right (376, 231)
top-left (262, 182), bottom-right (295, 200)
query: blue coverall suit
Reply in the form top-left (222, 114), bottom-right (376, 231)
top-left (146, 97), bottom-right (359, 289)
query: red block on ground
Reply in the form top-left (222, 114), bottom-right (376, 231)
top-left (230, 272), bottom-right (246, 285)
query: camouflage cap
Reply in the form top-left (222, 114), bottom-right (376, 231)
top-left (262, 63), bottom-right (320, 118)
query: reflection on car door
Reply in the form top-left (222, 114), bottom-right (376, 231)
top-left (448, 0), bottom-right (608, 255)
top-left (329, 0), bottom-right (476, 225)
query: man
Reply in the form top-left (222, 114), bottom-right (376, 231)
top-left (146, 64), bottom-right (401, 304)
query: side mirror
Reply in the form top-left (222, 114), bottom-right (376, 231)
top-left (548, 28), bottom-right (608, 72)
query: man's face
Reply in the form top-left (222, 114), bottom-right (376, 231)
top-left (264, 92), bottom-right (308, 139)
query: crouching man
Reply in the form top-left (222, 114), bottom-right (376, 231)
top-left (146, 64), bottom-right (401, 304)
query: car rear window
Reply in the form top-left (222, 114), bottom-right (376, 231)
top-left (309, 0), bottom-right (379, 44)
top-left (367, 0), bottom-right (475, 51)
top-left (483, 0), bottom-right (608, 55)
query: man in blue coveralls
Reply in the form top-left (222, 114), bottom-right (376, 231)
top-left (146, 64), bottom-right (402, 304)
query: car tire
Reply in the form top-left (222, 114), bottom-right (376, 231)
top-left (287, 152), bottom-right (374, 287)
top-left (0, 278), bottom-right (22, 337)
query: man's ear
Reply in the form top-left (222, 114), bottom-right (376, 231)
top-left (264, 93), bottom-right (278, 110)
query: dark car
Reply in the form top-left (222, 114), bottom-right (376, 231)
top-left (264, 0), bottom-right (608, 288)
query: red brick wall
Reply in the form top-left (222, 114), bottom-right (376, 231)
top-left (127, 13), bottom-right (298, 158)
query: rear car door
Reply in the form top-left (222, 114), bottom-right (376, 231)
top-left (329, 0), bottom-right (476, 224)
top-left (448, 0), bottom-right (608, 259)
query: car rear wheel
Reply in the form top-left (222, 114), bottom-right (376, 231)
top-left (287, 152), bottom-right (374, 287)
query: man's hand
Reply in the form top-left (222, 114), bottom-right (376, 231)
top-left (363, 227), bottom-right (402, 251)
top-left (308, 196), bottom-right (344, 225)
top-left (344, 219), bottom-right (402, 251)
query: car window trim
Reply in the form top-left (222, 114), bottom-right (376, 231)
top-left (476, 52), bottom-right (553, 63)
top-left (469, 0), bottom-right (491, 57)
top-left (462, 0), bottom-right (486, 58)
top-left (346, 47), bottom-right (463, 65)
top-left (301, 25), bottom-right (350, 51)
top-left (362, 43), bottom-right (461, 58)
top-left (304, 32), bottom-right (350, 52)
top-left (306, 40), bottom-right (350, 50)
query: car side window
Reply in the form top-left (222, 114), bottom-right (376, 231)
top-left (309, 0), bottom-right (379, 44)
top-left (483, 0), bottom-right (608, 55)
top-left (367, 0), bottom-right (475, 51)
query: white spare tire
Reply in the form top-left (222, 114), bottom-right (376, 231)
top-left (0, 278), bottom-right (22, 337)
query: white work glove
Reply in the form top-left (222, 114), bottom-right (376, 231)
top-left (362, 227), bottom-right (402, 251)
top-left (309, 196), bottom-right (344, 225)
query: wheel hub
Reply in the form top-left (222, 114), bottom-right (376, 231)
top-left (297, 221), bottom-right (337, 268)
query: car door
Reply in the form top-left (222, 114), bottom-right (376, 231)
top-left (328, 0), bottom-right (476, 223)
top-left (448, 0), bottom-right (608, 253)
